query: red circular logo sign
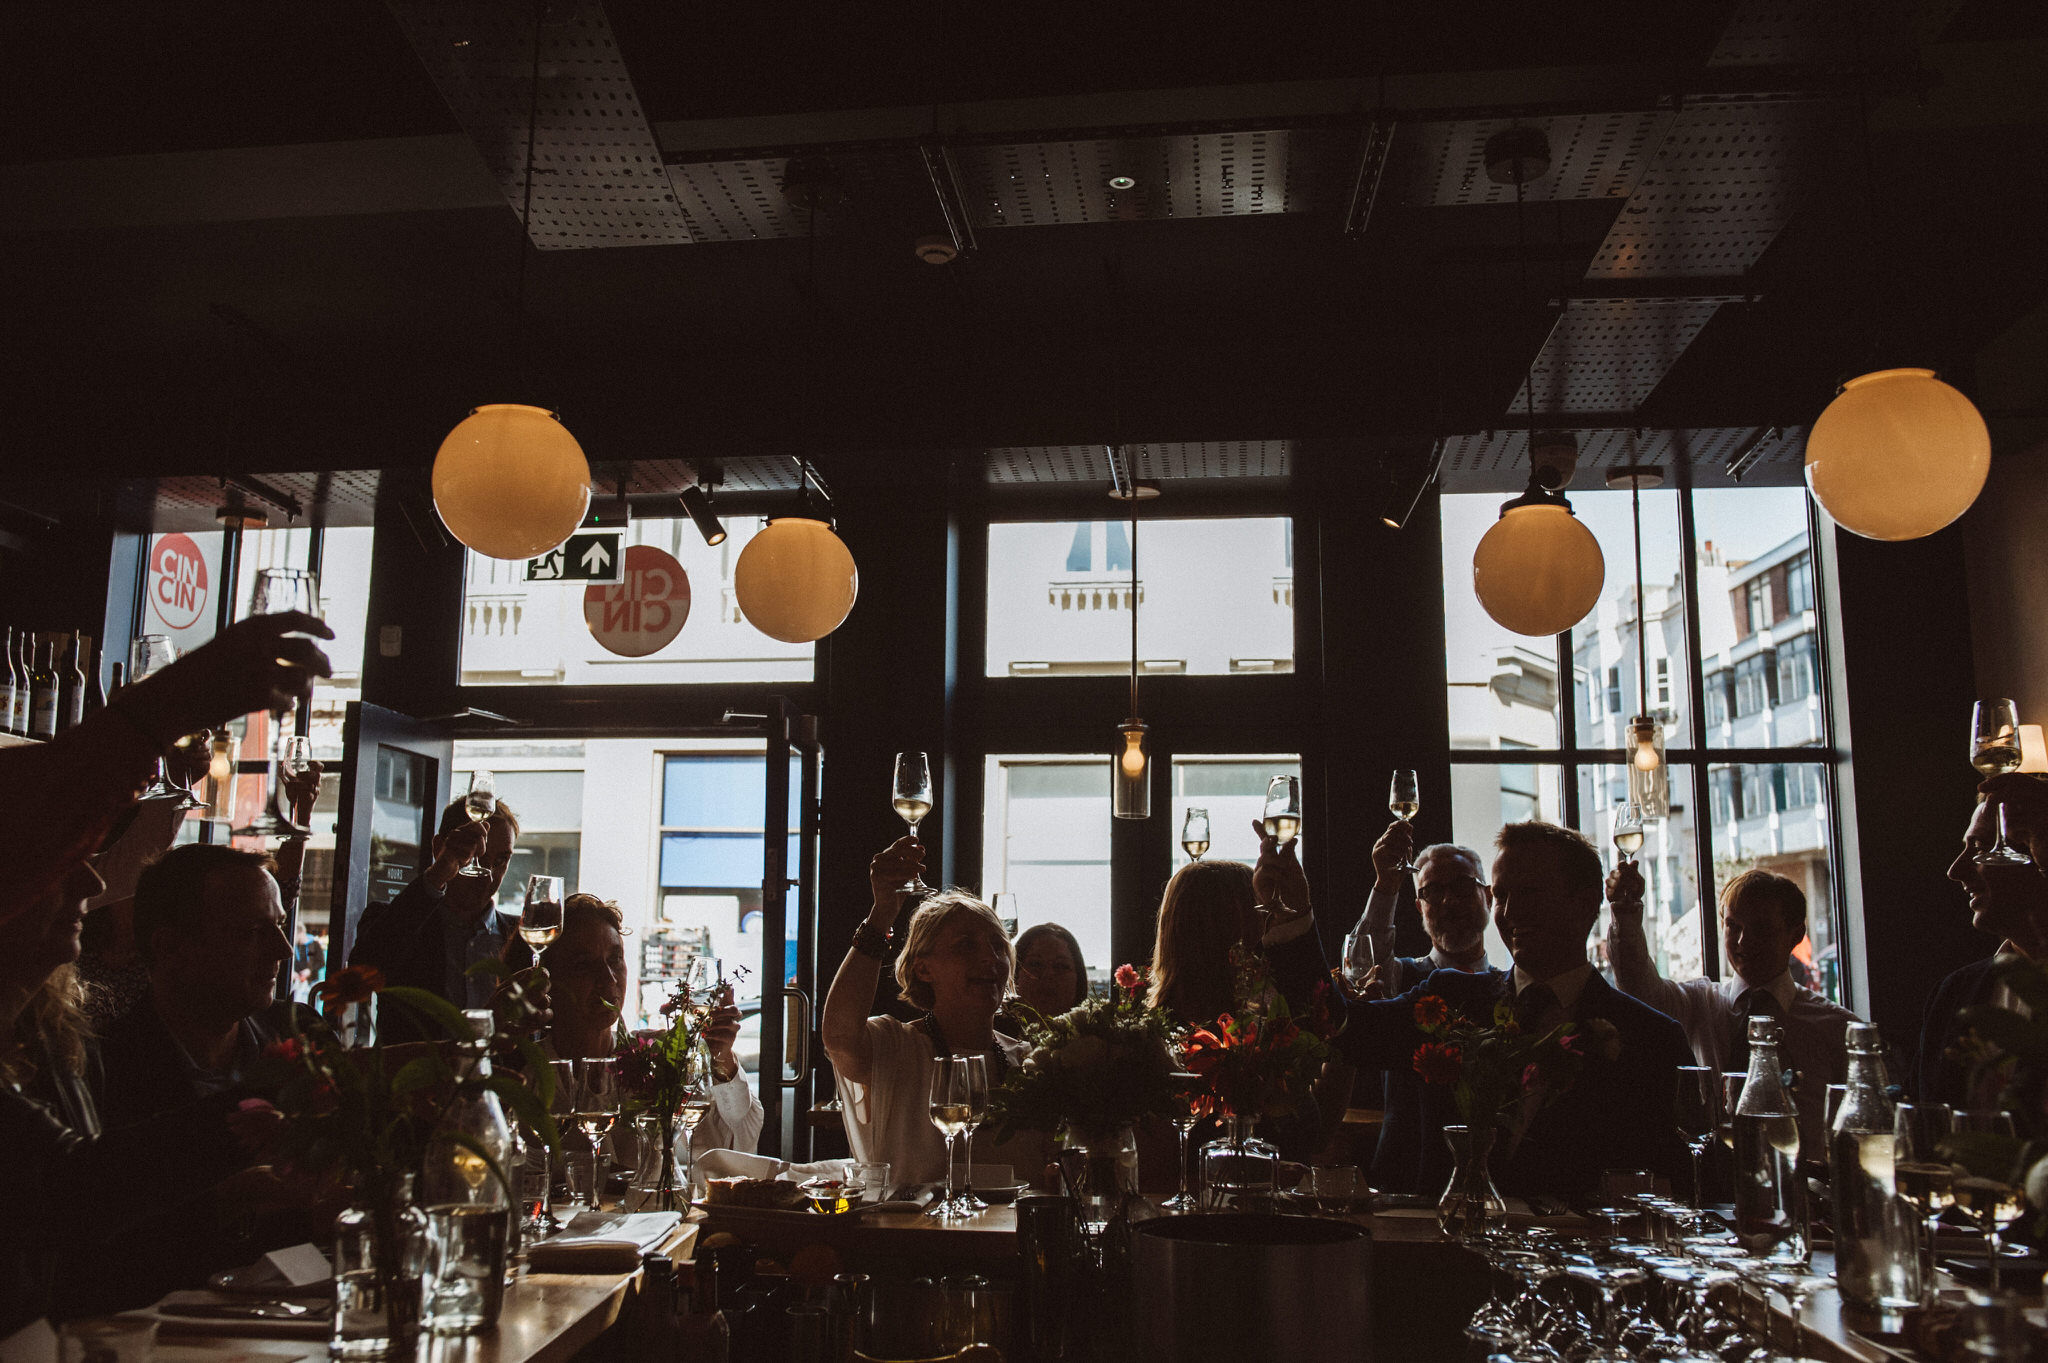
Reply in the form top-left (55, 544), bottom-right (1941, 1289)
top-left (148, 532), bottom-right (211, 632)
top-left (583, 545), bottom-right (691, 658)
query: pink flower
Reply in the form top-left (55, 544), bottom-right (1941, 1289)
top-left (1114, 964), bottom-right (1143, 994)
top-left (1522, 1063), bottom-right (1542, 1090)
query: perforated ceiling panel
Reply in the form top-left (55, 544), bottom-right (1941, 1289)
top-left (1510, 298), bottom-right (1725, 414)
top-left (1438, 426), bottom-right (1807, 488)
top-left (617, 457), bottom-right (802, 495)
top-left (662, 151), bottom-right (930, 242)
top-left (985, 442), bottom-right (1292, 483)
top-left (953, 130), bottom-right (1335, 226)
top-left (1388, 111), bottom-right (1671, 207)
top-left (387, 0), bottom-right (690, 249)
top-left (1706, 0), bottom-right (1853, 66)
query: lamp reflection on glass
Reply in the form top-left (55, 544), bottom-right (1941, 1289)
top-left (1114, 721), bottom-right (1149, 820)
top-left (206, 731), bottom-right (235, 822)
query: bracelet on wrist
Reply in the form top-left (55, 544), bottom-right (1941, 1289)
top-left (850, 920), bottom-right (892, 961)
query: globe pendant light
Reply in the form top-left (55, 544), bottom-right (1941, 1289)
top-left (733, 495), bottom-right (858, 644)
top-left (1804, 368), bottom-right (1990, 541)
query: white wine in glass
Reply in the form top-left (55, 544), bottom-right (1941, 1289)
top-left (1971, 699), bottom-right (2034, 866)
top-left (892, 752), bottom-right (933, 893)
top-left (520, 874), bottom-right (564, 948)
top-left (1612, 802), bottom-right (1646, 862)
top-left (1263, 775), bottom-right (1302, 846)
top-left (459, 771), bottom-right (496, 878)
top-left (1181, 807), bottom-right (1211, 861)
top-left (1388, 770), bottom-right (1419, 871)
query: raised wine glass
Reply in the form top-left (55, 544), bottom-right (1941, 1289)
top-left (520, 875), bottom-right (564, 950)
top-left (233, 567), bottom-right (320, 837)
top-left (1894, 1101), bottom-right (1956, 1302)
top-left (1388, 770), bottom-right (1419, 871)
top-left (458, 771), bottom-right (496, 878)
top-left (1949, 1109), bottom-right (2025, 1292)
top-left (956, 1053), bottom-right (991, 1213)
top-left (128, 635), bottom-right (182, 799)
top-left (927, 1056), bottom-right (971, 1219)
top-left (892, 752), bottom-right (933, 894)
top-left (1180, 807), bottom-right (1211, 862)
top-left (1263, 775), bottom-right (1302, 847)
top-left (1972, 700), bottom-right (2035, 867)
top-left (685, 956), bottom-right (723, 1028)
top-left (1612, 802), bottom-right (1646, 864)
top-left (1340, 927), bottom-right (1379, 998)
top-left (569, 1057), bottom-right (619, 1209)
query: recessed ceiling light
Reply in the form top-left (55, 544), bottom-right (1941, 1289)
top-left (1106, 175), bottom-right (1137, 191)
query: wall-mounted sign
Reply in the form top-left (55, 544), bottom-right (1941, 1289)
top-left (583, 544), bottom-right (690, 657)
top-left (147, 532), bottom-right (212, 635)
top-left (526, 532), bottom-right (624, 583)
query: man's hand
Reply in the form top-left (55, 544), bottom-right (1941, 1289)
top-left (1371, 820), bottom-right (1416, 892)
top-left (113, 611), bottom-right (334, 744)
top-left (701, 987), bottom-right (743, 1084)
top-left (422, 819), bottom-right (488, 889)
top-left (1250, 818), bottom-right (1312, 916)
top-left (1605, 861), bottom-right (1647, 921)
top-left (867, 837), bottom-right (926, 926)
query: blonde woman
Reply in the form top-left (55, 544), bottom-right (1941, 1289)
top-left (822, 837), bottom-right (1039, 1186)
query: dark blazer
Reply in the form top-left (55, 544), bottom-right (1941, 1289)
top-left (95, 994), bottom-right (311, 1131)
top-left (1371, 960), bottom-right (1504, 1195)
top-left (1916, 955), bottom-right (1999, 1107)
top-left (1336, 966), bottom-right (1692, 1202)
top-left (349, 878), bottom-right (513, 1041)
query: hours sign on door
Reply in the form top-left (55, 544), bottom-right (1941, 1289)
top-left (582, 545), bottom-right (690, 657)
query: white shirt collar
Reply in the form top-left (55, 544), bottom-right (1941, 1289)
top-left (1717, 968), bottom-right (1797, 1011)
top-left (1512, 961), bottom-right (1596, 1017)
top-left (1430, 944), bottom-right (1491, 974)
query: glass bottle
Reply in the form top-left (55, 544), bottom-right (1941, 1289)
top-left (635, 1253), bottom-right (685, 1361)
top-left (421, 1010), bottom-right (515, 1336)
top-left (0, 627), bottom-right (16, 736)
top-left (332, 1173), bottom-right (428, 1360)
top-left (59, 633), bottom-right (87, 731)
top-left (1733, 1017), bottom-right (1808, 1263)
top-left (679, 1258), bottom-right (731, 1363)
top-left (1831, 1022), bottom-right (1920, 1327)
top-left (10, 632), bottom-right (31, 735)
top-left (1199, 1115), bottom-right (1279, 1212)
top-left (83, 640), bottom-right (107, 719)
top-left (28, 639), bottom-right (58, 740)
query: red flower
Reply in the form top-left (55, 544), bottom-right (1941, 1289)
top-left (316, 965), bottom-right (384, 1005)
top-left (1114, 963), bottom-right (1143, 994)
top-left (1413, 1042), bottom-right (1464, 1086)
top-left (264, 1038), bottom-right (303, 1063)
top-left (1413, 994), bottom-right (1449, 1030)
top-left (1559, 1031), bottom-right (1585, 1056)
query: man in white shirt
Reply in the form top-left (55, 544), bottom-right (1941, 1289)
top-left (1345, 820), bottom-right (1497, 997)
top-left (1606, 863), bottom-right (1859, 1161)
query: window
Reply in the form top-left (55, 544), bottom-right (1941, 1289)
top-left (1732, 654), bottom-right (1775, 719)
top-left (1785, 554), bottom-right (1814, 615)
top-left (1655, 657), bottom-right (1671, 709)
top-left (1745, 580), bottom-right (1770, 636)
top-left (1581, 763), bottom-right (1703, 982)
top-left (1776, 633), bottom-right (1817, 706)
top-left (1171, 756), bottom-right (1302, 870)
top-left (981, 757), bottom-right (1113, 990)
top-left (459, 516), bottom-right (814, 686)
top-left (1705, 670), bottom-right (1730, 727)
top-left (1605, 667), bottom-right (1621, 718)
top-left (986, 518), bottom-right (1293, 676)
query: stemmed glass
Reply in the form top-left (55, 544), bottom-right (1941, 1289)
top-left (233, 568), bottom-right (320, 837)
top-left (1612, 802), bottom-right (1646, 864)
top-left (128, 635), bottom-right (183, 799)
top-left (1950, 1109), bottom-right (2026, 1291)
top-left (1340, 927), bottom-right (1379, 998)
top-left (1180, 807), bottom-right (1210, 861)
top-left (1674, 1066), bottom-right (1719, 1220)
top-left (1740, 1262), bottom-right (1831, 1363)
top-left (685, 956), bottom-right (722, 1026)
top-left (927, 1056), bottom-right (972, 1219)
top-left (1972, 700), bottom-right (2035, 866)
top-left (893, 752), bottom-right (933, 894)
top-left (1161, 1070), bottom-right (1206, 1212)
top-left (1263, 775), bottom-right (1302, 846)
top-left (1387, 770), bottom-right (1418, 871)
top-left (1565, 1262), bottom-right (1646, 1363)
top-left (1717, 1072), bottom-right (1745, 1160)
top-left (569, 1057), bottom-right (619, 1209)
top-left (458, 771), bottom-right (496, 878)
top-left (519, 875), bottom-right (564, 950)
top-left (675, 1041), bottom-right (714, 1198)
top-left (954, 1054), bottom-right (991, 1213)
top-left (991, 893), bottom-right (1018, 940)
top-left (1894, 1101), bottom-right (1956, 1302)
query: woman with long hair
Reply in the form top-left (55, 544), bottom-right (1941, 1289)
top-left (1011, 921), bottom-right (1090, 1019)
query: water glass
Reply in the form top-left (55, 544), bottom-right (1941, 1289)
top-left (423, 1203), bottom-right (509, 1335)
top-left (850, 1162), bottom-right (892, 1203)
top-left (1308, 1164), bottom-right (1364, 1213)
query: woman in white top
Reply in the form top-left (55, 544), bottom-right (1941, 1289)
top-left (823, 838), bottom-right (1039, 1187)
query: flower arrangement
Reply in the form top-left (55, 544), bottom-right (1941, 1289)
top-left (984, 962), bottom-right (1183, 1141)
top-left (1178, 950), bottom-right (1338, 1122)
top-left (1404, 991), bottom-right (1612, 1133)
top-left (611, 975), bottom-right (721, 1208)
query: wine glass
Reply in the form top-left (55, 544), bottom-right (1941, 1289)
top-left (1162, 1070), bottom-right (1205, 1212)
top-left (1949, 1109), bottom-right (2025, 1292)
top-left (1894, 1101), bottom-right (1955, 1302)
top-left (1181, 807), bottom-right (1211, 862)
top-left (128, 635), bottom-right (181, 799)
top-left (893, 752), bottom-right (933, 894)
top-left (1972, 700), bottom-right (2035, 867)
top-left (1674, 1066), bottom-right (1719, 1220)
top-left (1340, 927), bottom-right (1379, 998)
top-left (675, 1041), bottom-right (714, 1198)
top-left (957, 1054), bottom-right (991, 1213)
top-left (1612, 802), bottom-right (1646, 864)
top-left (991, 892), bottom-right (1018, 940)
top-left (272, 735), bottom-right (313, 821)
top-left (1716, 1073), bottom-right (1745, 1160)
top-left (458, 771), bottom-right (496, 878)
top-left (1263, 775), bottom-right (1302, 847)
top-left (520, 875), bottom-right (564, 950)
top-left (1388, 771), bottom-right (1419, 871)
top-left (233, 568), bottom-right (320, 837)
top-left (927, 1056), bottom-right (971, 1218)
top-left (569, 1057), bottom-right (619, 1210)
top-left (685, 956), bottom-right (722, 1028)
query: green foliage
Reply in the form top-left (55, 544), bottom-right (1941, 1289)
top-left (985, 971), bottom-right (1183, 1142)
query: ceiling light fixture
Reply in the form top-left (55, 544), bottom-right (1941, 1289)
top-left (1607, 456), bottom-right (1669, 817)
top-left (1470, 128), bottom-right (1604, 638)
top-left (679, 482), bottom-right (726, 546)
top-left (432, 3), bottom-right (590, 561)
top-left (1107, 175), bottom-right (1137, 191)
top-left (1114, 501), bottom-right (1149, 820)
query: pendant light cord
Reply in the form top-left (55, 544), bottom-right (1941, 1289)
top-left (1631, 457), bottom-right (1648, 716)
top-left (1129, 503), bottom-right (1139, 719)
top-left (514, 0), bottom-right (543, 397)
top-left (1512, 158), bottom-right (1539, 472)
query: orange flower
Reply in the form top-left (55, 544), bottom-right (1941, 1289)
top-left (1413, 994), bottom-right (1449, 1030)
top-left (316, 965), bottom-right (385, 1005)
top-left (1413, 1041), bottom-right (1464, 1086)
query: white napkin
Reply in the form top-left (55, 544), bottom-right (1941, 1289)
top-left (525, 1210), bottom-right (682, 1275)
top-left (691, 1149), bottom-right (852, 1189)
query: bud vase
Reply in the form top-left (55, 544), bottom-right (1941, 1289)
top-left (333, 1173), bottom-right (428, 1359)
top-left (1055, 1121), bottom-right (1140, 1233)
top-left (1199, 1116), bottom-right (1278, 1212)
top-left (627, 1111), bottom-right (686, 1212)
top-left (1437, 1124), bottom-right (1506, 1239)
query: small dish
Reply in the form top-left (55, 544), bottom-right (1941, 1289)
top-left (973, 1183), bottom-right (1029, 1206)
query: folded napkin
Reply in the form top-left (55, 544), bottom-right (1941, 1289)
top-left (692, 1149), bottom-right (852, 1187)
top-left (526, 1210), bottom-right (682, 1275)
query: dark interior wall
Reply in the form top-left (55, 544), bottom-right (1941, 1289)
top-left (1963, 440), bottom-right (2048, 733)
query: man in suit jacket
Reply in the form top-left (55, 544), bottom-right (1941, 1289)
top-left (1334, 820), bottom-right (1692, 1202)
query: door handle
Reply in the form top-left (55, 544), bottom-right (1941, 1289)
top-left (782, 985), bottom-right (813, 1088)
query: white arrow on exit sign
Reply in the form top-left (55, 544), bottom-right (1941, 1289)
top-left (524, 532), bottom-right (624, 583)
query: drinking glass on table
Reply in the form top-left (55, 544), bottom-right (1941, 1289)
top-left (1949, 1109), bottom-right (2026, 1292)
top-left (1263, 775), bottom-right (1302, 846)
top-left (1894, 1101), bottom-right (1956, 1302)
top-left (128, 635), bottom-right (183, 799)
top-left (569, 1057), bottom-right (619, 1209)
top-left (893, 752), bottom-right (933, 892)
top-left (457, 771), bottom-right (496, 877)
top-left (1972, 700), bottom-right (2035, 867)
top-left (1387, 770), bottom-right (1418, 870)
top-left (1181, 807), bottom-right (1211, 862)
top-left (1612, 801), bottom-right (1646, 864)
top-left (233, 567), bottom-right (321, 837)
top-left (1162, 1071), bottom-right (1205, 1213)
top-left (675, 1041), bottom-right (714, 1197)
top-left (955, 1054), bottom-right (991, 1212)
top-left (519, 875), bottom-right (564, 949)
top-left (1674, 1066), bottom-right (1719, 1218)
top-left (1309, 1165), bottom-right (1364, 1214)
top-left (928, 1056), bottom-right (972, 1219)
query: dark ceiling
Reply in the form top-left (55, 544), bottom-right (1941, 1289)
top-left (1, 0), bottom-right (2043, 532)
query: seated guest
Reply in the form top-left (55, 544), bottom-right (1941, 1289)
top-left (1607, 865), bottom-right (1858, 1162)
top-left (823, 839), bottom-right (1042, 1185)
top-left (1333, 821), bottom-right (1692, 1201)
top-left (1918, 794), bottom-right (2048, 1106)
top-left (95, 845), bottom-right (306, 1129)
top-left (2, 860), bottom-right (109, 1139)
top-left (348, 795), bottom-right (521, 1034)
top-left (1007, 922), bottom-right (1090, 1023)
top-left (506, 893), bottom-right (762, 1154)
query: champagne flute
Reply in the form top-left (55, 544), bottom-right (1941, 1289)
top-left (570, 1057), bottom-right (619, 1210)
top-left (128, 635), bottom-right (181, 799)
top-left (1612, 801), bottom-right (1646, 864)
top-left (1972, 700), bottom-right (2034, 866)
top-left (1181, 807), bottom-right (1211, 862)
top-left (686, 956), bottom-right (722, 1028)
top-left (520, 875), bottom-right (564, 949)
top-left (458, 771), bottom-right (496, 878)
top-left (927, 1056), bottom-right (971, 1219)
top-left (1674, 1066), bottom-right (1719, 1219)
top-left (1895, 1101), bottom-right (1956, 1303)
top-left (234, 568), bottom-right (320, 837)
top-left (892, 752), bottom-right (933, 894)
top-left (1388, 770), bottom-right (1419, 871)
top-left (1263, 775), bottom-right (1302, 846)
top-left (957, 1054), bottom-right (991, 1213)
top-left (1949, 1109), bottom-right (2025, 1292)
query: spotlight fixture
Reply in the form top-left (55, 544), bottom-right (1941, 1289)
top-left (679, 483), bottom-right (726, 546)
top-left (914, 234), bottom-right (958, 265)
top-left (1107, 175), bottom-right (1137, 191)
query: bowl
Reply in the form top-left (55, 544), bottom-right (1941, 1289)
top-left (973, 1182), bottom-right (1029, 1206)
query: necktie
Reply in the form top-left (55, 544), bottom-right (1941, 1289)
top-left (1515, 982), bottom-right (1559, 1034)
top-left (1728, 986), bottom-right (1779, 1075)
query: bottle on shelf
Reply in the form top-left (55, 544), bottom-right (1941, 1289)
top-left (28, 639), bottom-right (59, 741)
top-left (8, 631), bottom-right (29, 737)
top-left (83, 639), bottom-right (107, 719)
top-left (0, 627), bottom-right (17, 737)
top-left (59, 633), bottom-right (87, 732)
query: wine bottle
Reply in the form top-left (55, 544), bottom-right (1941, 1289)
top-left (83, 639), bottom-right (107, 719)
top-left (6, 630), bottom-right (26, 736)
top-left (28, 640), bottom-right (59, 740)
top-left (60, 634), bottom-right (87, 731)
top-left (0, 627), bottom-right (16, 737)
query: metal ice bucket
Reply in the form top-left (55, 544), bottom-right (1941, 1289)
top-left (1131, 1213), bottom-right (1371, 1363)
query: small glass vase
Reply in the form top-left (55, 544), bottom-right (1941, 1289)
top-left (1437, 1124), bottom-right (1506, 1240)
top-left (333, 1173), bottom-right (428, 1360)
top-left (1055, 1121), bottom-right (1140, 1233)
top-left (627, 1111), bottom-right (687, 1213)
top-left (1199, 1115), bottom-right (1278, 1212)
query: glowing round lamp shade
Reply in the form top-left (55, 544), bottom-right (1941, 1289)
top-left (1805, 368), bottom-right (1989, 541)
top-left (1472, 503), bottom-right (1605, 638)
top-left (733, 517), bottom-right (858, 643)
top-left (432, 404), bottom-right (592, 561)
